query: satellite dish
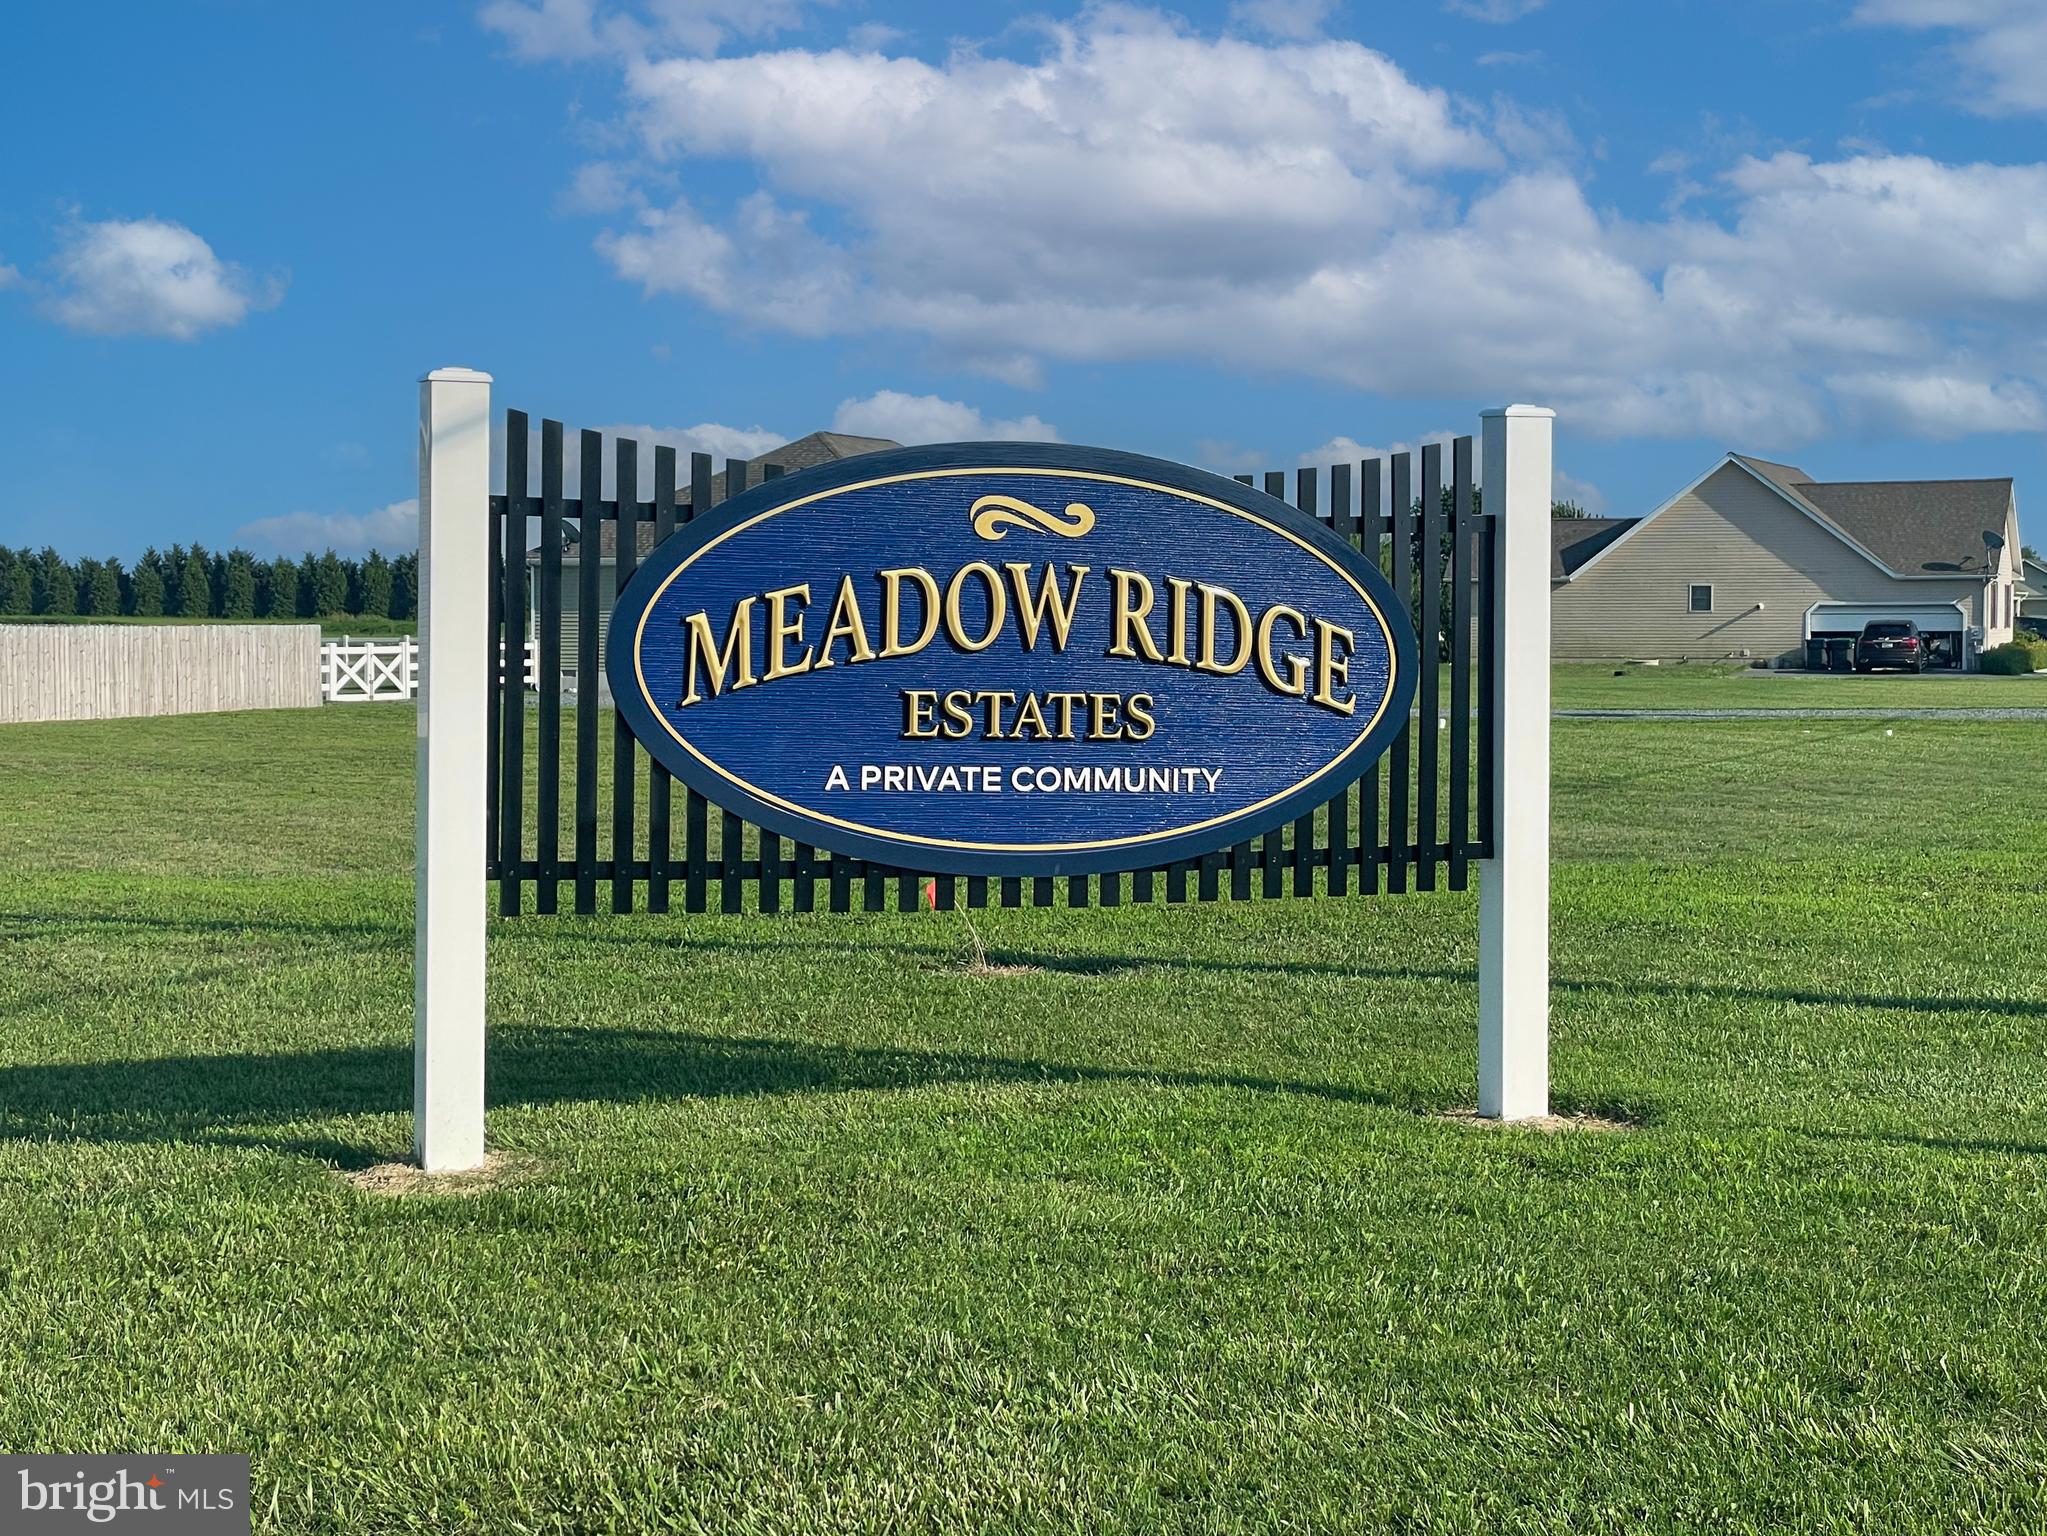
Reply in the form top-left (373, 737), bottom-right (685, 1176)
top-left (1985, 529), bottom-right (2006, 549)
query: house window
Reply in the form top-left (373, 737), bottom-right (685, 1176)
top-left (1688, 583), bottom-right (1713, 614)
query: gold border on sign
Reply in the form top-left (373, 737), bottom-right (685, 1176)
top-left (631, 467), bottom-right (1402, 854)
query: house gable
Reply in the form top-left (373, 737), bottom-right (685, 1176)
top-left (1568, 454), bottom-right (1897, 585)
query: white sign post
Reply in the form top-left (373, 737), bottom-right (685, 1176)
top-left (1477, 404), bottom-right (1553, 1119)
top-left (415, 367), bottom-right (493, 1170)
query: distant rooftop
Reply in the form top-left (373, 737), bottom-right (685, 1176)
top-left (1729, 454), bottom-right (2014, 576)
top-left (1551, 517), bottom-right (1637, 581)
top-left (533, 430), bottom-right (902, 563)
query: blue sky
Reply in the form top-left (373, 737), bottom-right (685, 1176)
top-left (2, 0), bottom-right (2041, 557)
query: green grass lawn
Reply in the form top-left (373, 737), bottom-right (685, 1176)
top-left (2, 704), bottom-right (2044, 1533)
top-left (1548, 660), bottom-right (2046, 711)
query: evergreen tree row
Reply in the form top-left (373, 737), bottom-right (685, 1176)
top-left (0, 546), bottom-right (418, 621)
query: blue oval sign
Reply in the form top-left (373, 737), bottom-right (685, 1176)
top-left (608, 443), bottom-right (1417, 876)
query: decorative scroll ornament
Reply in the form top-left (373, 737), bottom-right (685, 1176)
top-left (970, 495), bottom-right (1097, 541)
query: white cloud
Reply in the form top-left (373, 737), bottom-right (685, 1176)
top-left (529, 7), bottom-right (2047, 444)
top-left (1825, 371), bottom-right (2046, 438)
top-left (1445, 0), bottom-right (1545, 20)
top-left (1299, 430), bottom-right (1461, 468)
top-left (1552, 470), bottom-right (1607, 514)
top-left (478, 0), bottom-right (605, 58)
top-left (1229, 0), bottom-right (1337, 40)
top-left (238, 500), bottom-right (417, 558)
top-left (43, 218), bottom-right (282, 340)
top-left (1294, 431), bottom-right (1463, 513)
top-left (831, 390), bottom-right (1058, 444)
top-left (479, 0), bottom-right (826, 60)
top-left (559, 161), bottom-right (642, 214)
top-left (1477, 49), bottom-right (1542, 66)
top-left (846, 21), bottom-right (905, 52)
top-left (1854, 0), bottom-right (2047, 116)
top-left (0, 262), bottom-right (20, 291)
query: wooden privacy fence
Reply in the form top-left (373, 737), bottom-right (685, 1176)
top-left (0, 622), bottom-right (322, 724)
top-left (487, 413), bottom-right (1497, 916)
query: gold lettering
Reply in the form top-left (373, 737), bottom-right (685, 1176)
top-left (763, 582), bottom-right (813, 681)
top-left (1050, 690), bottom-right (1082, 740)
top-left (1256, 603), bottom-right (1310, 695)
top-left (678, 598), bottom-right (757, 707)
top-left (940, 690), bottom-right (977, 738)
top-left (879, 567), bottom-right (941, 659)
top-left (1107, 569), bottom-right (1165, 661)
top-left (1196, 584), bottom-right (1251, 675)
top-left (1123, 693), bottom-right (1156, 741)
top-left (1012, 691), bottom-right (1051, 739)
top-left (978, 689), bottom-right (1017, 736)
top-left (1007, 562), bottom-right (1089, 651)
top-left (1165, 576), bottom-right (1194, 666)
top-left (943, 561), bottom-right (1007, 652)
top-left (1313, 619), bottom-right (1356, 715)
top-left (1087, 692), bottom-right (1122, 738)
top-left (902, 689), bottom-right (939, 738)
top-left (814, 573), bottom-right (876, 669)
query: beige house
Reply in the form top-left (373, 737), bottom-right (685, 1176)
top-left (1552, 455), bottom-right (2024, 669)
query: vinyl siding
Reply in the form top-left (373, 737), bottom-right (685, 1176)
top-left (1552, 463), bottom-right (1987, 663)
top-left (551, 567), bottom-right (615, 670)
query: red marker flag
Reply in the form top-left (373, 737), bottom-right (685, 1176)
top-left (922, 879), bottom-right (938, 910)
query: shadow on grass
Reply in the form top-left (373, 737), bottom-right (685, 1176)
top-left (550, 926), bottom-right (2047, 1022)
top-left (1797, 1127), bottom-right (2047, 1158)
top-left (0, 1026), bottom-right (1432, 1168)
top-left (0, 909), bottom-right (402, 943)
top-left (10, 903), bottom-right (2038, 1021)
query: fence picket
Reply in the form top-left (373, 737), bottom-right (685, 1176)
top-left (1359, 458), bottom-right (1382, 895)
top-left (757, 466), bottom-right (788, 915)
top-left (684, 451), bottom-right (713, 914)
top-left (1386, 451), bottom-right (1412, 895)
top-left (1260, 470), bottom-right (1287, 899)
top-left (1327, 461), bottom-right (1353, 896)
top-left (1292, 466), bottom-right (1318, 897)
top-left (719, 456), bottom-right (748, 916)
top-left (486, 508), bottom-right (502, 886)
top-left (1417, 442), bottom-right (1443, 892)
top-left (499, 412), bottom-right (528, 915)
top-left (537, 419), bottom-right (564, 913)
top-left (647, 444), bottom-right (677, 913)
top-left (611, 435), bottom-right (639, 914)
top-left (574, 428), bottom-right (602, 915)
top-left (1449, 437), bottom-right (1474, 892)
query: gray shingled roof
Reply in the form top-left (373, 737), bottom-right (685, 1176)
top-left (1796, 479), bottom-right (2015, 575)
top-left (1729, 454), bottom-right (2013, 576)
top-left (1551, 517), bottom-right (1637, 581)
top-left (537, 430), bottom-right (902, 564)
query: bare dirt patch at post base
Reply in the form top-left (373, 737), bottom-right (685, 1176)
top-left (1434, 1108), bottom-right (1637, 1134)
top-left (341, 1151), bottom-right (537, 1196)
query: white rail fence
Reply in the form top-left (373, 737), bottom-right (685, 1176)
top-left (322, 636), bottom-right (536, 703)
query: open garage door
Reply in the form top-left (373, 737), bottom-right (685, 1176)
top-left (1804, 600), bottom-right (1968, 671)
top-left (1803, 601), bottom-right (1966, 639)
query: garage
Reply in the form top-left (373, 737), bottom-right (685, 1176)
top-left (1803, 601), bottom-right (1968, 670)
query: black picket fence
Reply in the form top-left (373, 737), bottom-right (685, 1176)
top-left (486, 412), bottom-right (1497, 916)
